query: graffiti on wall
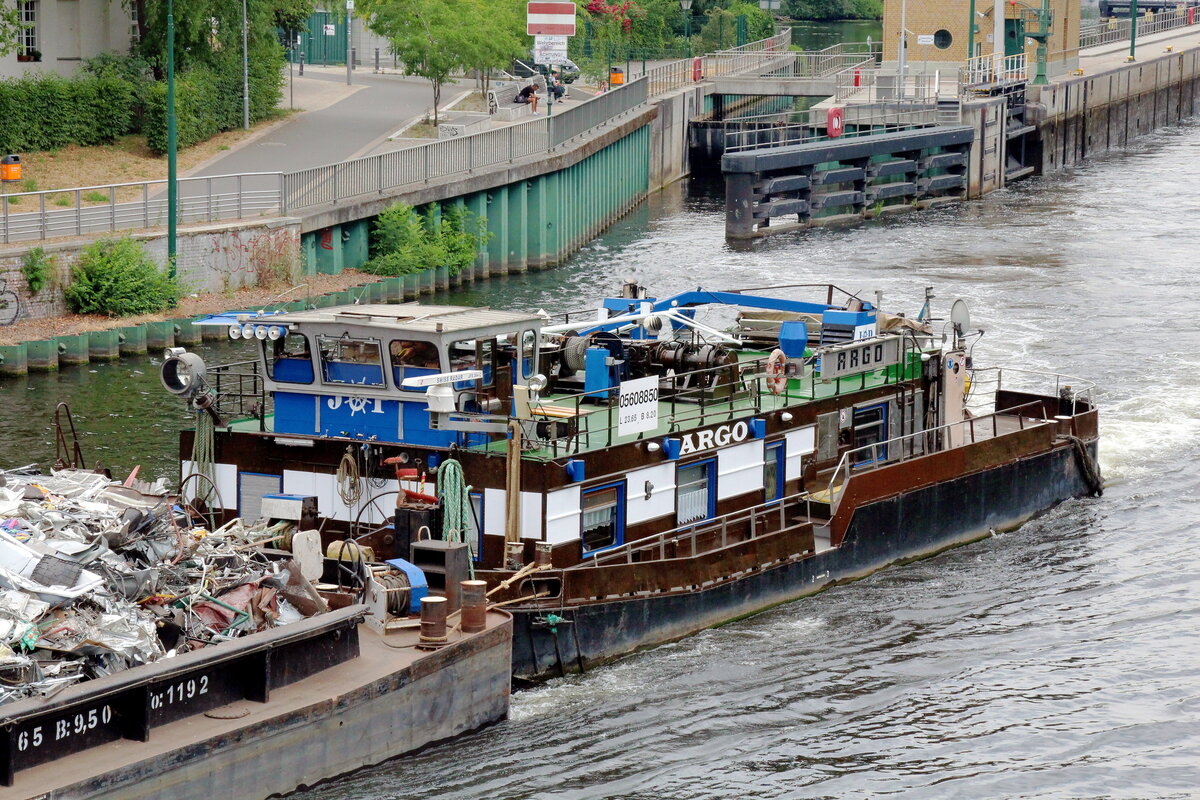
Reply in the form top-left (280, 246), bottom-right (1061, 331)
top-left (0, 278), bottom-right (21, 326)
top-left (179, 227), bottom-right (301, 292)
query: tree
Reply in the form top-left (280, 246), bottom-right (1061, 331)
top-left (456, 0), bottom-right (526, 98)
top-left (360, 0), bottom-right (467, 126)
top-left (0, 1), bottom-right (25, 57)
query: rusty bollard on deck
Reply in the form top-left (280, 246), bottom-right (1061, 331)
top-left (460, 580), bottom-right (487, 634)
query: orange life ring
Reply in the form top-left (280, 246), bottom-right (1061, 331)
top-left (766, 349), bottom-right (788, 394)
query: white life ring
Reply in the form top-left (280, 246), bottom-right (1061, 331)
top-left (766, 349), bottom-right (788, 394)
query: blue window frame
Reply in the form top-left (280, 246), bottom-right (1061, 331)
top-left (764, 441), bottom-right (785, 503)
top-left (581, 482), bottom-right (625, 556)
top-left (853, 402), bottom-right (889, 465)
top-left (677, 459), bottom-right (716, 525)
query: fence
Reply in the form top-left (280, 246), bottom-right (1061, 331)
top-left (1079, 6), bottom-right (1195, 50)
top-left (722, 102), bottom-right (944, 153)
top-left (960, 52), bottom-right (1029, 88)
top-left (0, 174), bottom-right (282, 245)
top-left (0, 30), bottom-right (792, 244)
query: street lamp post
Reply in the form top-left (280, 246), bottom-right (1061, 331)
top-left (680, 0), bottom-right (692, 56)
top-left (1130, 0), bottom-right (1139, 61)
top-left (346, 0), bottom-right (354, 85)
top-left (241, 0), bottom-right (249, 130)
top-left (167, 0), bottom-right (177, 277)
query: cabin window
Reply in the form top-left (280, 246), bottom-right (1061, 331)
top-left (264, 334), bottom-right (313, 384)
top-left (449, 338), bottom-right (494, 387)
top-left (389, 339), bottom-right (441, 388)
top-left (316, 335), bottom-right (385, 387)
top-left (581, 483), bottom-right (624, 555)
top-left (467, 492), bottom-right (483, 562)
top-left (764, 441), bottom-right (785, 503)
top-left (852, 402), bottom-right (888, 464)
top-left (520, 329), bottom-right (537, 378)
top-left (677, 460), bottom-right (715, 525)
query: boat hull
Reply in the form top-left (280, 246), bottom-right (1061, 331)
top-left (18, 617), bottom-right (513, 800)
top-left (509, 440), bottom-right (1096, 683)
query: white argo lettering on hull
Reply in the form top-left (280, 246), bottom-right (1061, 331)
top-left (680, 421), bottom-right (750, 456)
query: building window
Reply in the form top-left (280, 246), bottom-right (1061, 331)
top-left (581, 483), bottom-right (624, 555)
top-left (852, 403), bottom-right (889, 464)
top-left (677, 460), bottom-right (715, 525)
top-left (19, 1), bottom-right (36, 54)
top-left (934, 29), bottom-right (952, 50)
top-left (129, 1), bottom-right (139, 43)
top-left (764, 441), bottom-right (785, 503)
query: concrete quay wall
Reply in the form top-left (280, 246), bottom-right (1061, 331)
top-left (1028, 48), bottom-right (1200, 169)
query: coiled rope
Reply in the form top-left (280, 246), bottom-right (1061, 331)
top-left (437, 458), bottom-right (475, 578)
top-left (337, 447), bottom-right (363, 508)
top-left (1068, 435), bottom-right (1104, 497)
top-left (191, 411), bottom-right (217, 507)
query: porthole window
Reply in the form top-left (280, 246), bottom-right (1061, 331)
top-left (934, 29), bottom-right (953, 50)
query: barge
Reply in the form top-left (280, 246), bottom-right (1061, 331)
top-left (0, 470), bottom-right (512, 798)
top-left (168, 281), bottom-right (1101, 684)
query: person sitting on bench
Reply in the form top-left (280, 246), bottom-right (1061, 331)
top-left (515, 83), bottom-right (539, 113)
top-left (547, 71), bottom-right (565, 101)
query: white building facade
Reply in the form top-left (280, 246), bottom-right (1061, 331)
top-left (4, 0), bottom-right (136, 80)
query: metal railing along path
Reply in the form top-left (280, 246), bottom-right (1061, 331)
top-left (1079, 7), bottom-right (1196, 51)
top-left (0, 173), bottom-right (282, 244)
top-left (0, 30), bottom-right (791, 243)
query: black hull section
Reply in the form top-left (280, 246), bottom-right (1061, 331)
top-left (511, 442), bottom-right (1096, 683)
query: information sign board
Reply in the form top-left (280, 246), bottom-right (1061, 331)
top-left (618, 376), bottom-right (659, 437)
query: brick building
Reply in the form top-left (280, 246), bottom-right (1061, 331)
top-left (881, 0), bottom-right (1081, 76)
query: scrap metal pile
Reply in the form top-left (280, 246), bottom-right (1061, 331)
top-left (0, 467), bottom-right (326, 705)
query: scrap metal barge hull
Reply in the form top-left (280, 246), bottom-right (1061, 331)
top-left (6, 610), bottom-right (513, 800)
top-left (510, 440), bottom-right (1095, 683)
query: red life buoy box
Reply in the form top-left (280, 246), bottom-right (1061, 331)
top-left (827, 106), bottom-right (845, 138)
top-left (692, 57), bottom-right (702, 81)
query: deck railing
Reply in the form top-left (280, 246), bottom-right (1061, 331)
top-left (583, 489), bottom-right (816, 567)
top-left (507, 335), bottom-right (924, 459)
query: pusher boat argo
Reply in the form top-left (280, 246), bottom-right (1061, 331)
top-left (165, 281), bottom-right (1101, 683)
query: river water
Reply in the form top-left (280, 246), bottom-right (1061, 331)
top-left (3, 104), bottom-right (1200, 800)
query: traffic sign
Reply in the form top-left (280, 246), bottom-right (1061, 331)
top-left (534, 35), bottom-right (569, 65)
top-left (527, 1), bottom-right (576, 36)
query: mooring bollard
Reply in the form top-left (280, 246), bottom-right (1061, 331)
top-left (418, 596), bottom-right (448, 649)
top-left (460, 580), bottom-right (487, 634)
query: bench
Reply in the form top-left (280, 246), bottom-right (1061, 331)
top-left (487, 82), bottom-right (532, 121)
top-left (487, 76), bottom-right (559, 121)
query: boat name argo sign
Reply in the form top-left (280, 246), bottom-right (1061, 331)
top-left (679, 420), bottom-right (750, 456)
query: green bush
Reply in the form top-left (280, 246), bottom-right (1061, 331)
top-left (21, 246), bottom-right (54, 294)
top-left (0, 72), bottom-right (135, 153)
top-left (64, 238), bottom-right (179, 317)
top-left (361, 202), bottom-right (489, 278)
top-left (144, 51), bottom-right (284, 154)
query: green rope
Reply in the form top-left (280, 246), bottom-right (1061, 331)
top-left (437, 458), bottom-right (474, 579)
top-left (191, 410), bottom-right (217, 507)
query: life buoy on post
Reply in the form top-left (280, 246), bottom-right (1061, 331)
top-left (766, 349), bottom-right (788, 394)
top-left (692, 57), bottom-right (703, 81)
top-left (827, 106), bottom-right (845, 138)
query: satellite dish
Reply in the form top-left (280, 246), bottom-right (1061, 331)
top-left (950, 299), bottom-right (971, 337)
